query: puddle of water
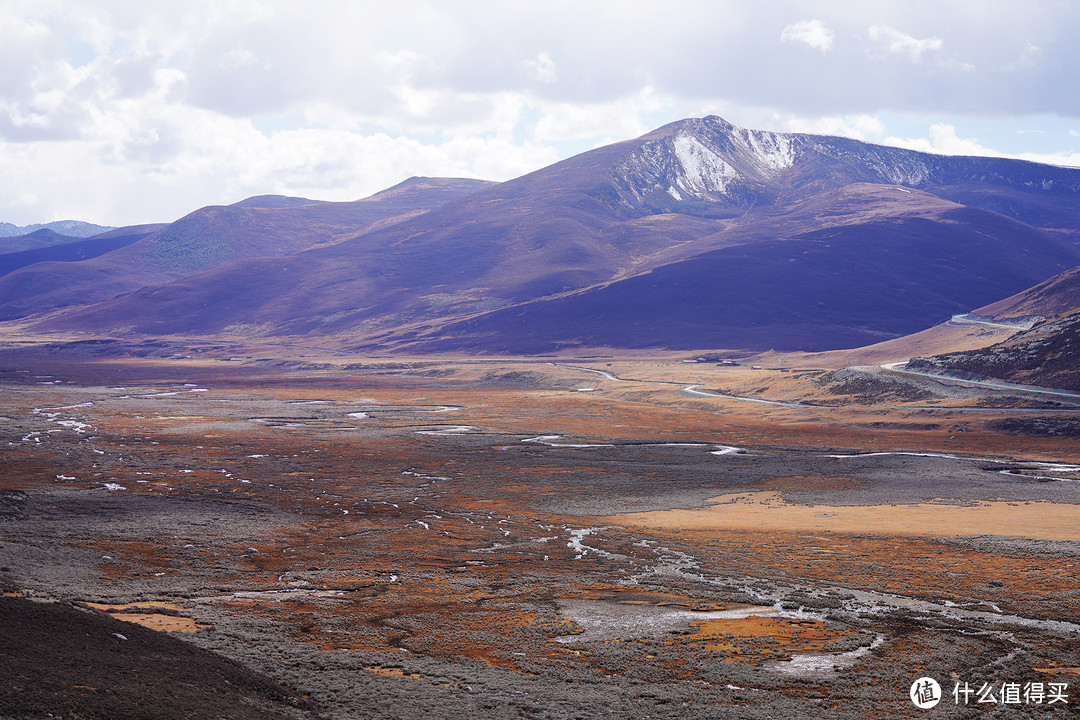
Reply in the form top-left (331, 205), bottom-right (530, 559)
top-left (556, 597), bottom-right (781, 645)
top-left (844, 589), bottom-right (1080, 636)
top-left (415, 426), bottom-right (476, 435)
top-left (199, 589), bottom-right (346, 602)
top-left (566, 528), bottom-right (620, 559)
top-left (522, 435), bottom-right (613, 448)
top-left (249, 418), bottom-right (310, 428)
top-left (766, 636), bottom-right (883, 678)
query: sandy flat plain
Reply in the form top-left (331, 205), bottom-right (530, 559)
top-left (612, 491), bottom-right (1080, 540)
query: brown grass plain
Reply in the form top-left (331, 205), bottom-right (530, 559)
top-left (2, 342), bottom-right (1079, 719)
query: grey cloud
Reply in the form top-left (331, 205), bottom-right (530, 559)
top-left (0, 16), bottom-right (56, 102)
top-left (0, 99), bottom-right (91, 142)
top-left (182, 13), bottom-right (405, 119)
top-left (0, 70), bottom-right (104, 143)
top-left (185, 25), bottom-right (312, 116)
top-left (12, 0), bottom-right (1080, 126)
top-left (110, 54), bottom-right (162, 98)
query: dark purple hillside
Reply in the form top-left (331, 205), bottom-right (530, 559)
top-left (22, 116), bottom-right (1080, 353)
top-left (401, 209), bottom-right (1080, 353)
top-left (976, 265), bottom-right (1080, 321)
top-left (0, 227), bottom-right (159, 277)
top-left (0, 228), bottom-right (82, 253)
top-left (0, 177), bottom-right (493, 321)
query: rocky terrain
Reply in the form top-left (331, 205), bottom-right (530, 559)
top-left (2, 347), bottom-right (1078, 719)
top-left (908, 307), bottom-right (1080, 391)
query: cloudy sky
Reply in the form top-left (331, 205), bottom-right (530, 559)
top-left (3, 0), bottom-right (1080, 227)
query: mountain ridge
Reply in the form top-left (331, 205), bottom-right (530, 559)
top-left (0, 177), bottom-right (494, 321)
top-left (975, 265), bottom-right (1080, 321)
top-left (0, 219), bottom-right (116, 239)
top-left (13, 116), bottom-right (1080, 354)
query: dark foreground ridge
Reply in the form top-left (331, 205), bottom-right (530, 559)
top-left (0, 593), bottom-right (321, 720)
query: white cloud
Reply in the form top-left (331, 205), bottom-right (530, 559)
top-left (524, 51), bottom-right (558, 84)
top-left (780, 20), bottom-right (834, 53)
top-left (220, 47), bottom-right (261, 71)
top-left (778, 113), bottom-right (887, 142)
top-left (0, 14), bottom-right (52, 94)
top-left (0, 104), bottom-right (563, 226)
top-left (532, 88), bottom-right (666, 143)
top-left (868, 24), bottom-right (943, 62)
top-left (885, 123), bottom-right (1080, 168)
top-left (3, 1), bottom-right (1080, 226)
top-left (885, 123), bottom-right (984, 155)
top-left (1013, 41), bottom-right (1042, 70)
top-left (13, 191), bottom-right (39, 208)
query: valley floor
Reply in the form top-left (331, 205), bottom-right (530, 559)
top-left (1, 347), bottom-right (1079, 719)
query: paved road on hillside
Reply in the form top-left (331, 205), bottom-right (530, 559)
top-left (556, 361), bottom-right (1080, 411)
top-left (947, 313), bottom-right (1038, 331)
top-left (879, 361), bottom-right (1080, 402)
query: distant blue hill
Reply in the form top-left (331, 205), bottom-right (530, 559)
top-left (0, 220), bottom-right (116, 241)
top-left (0, 227), bottom-right (162, 278)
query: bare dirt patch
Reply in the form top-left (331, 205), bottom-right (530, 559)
top-left (609, 490), bottom-right (1080, 540)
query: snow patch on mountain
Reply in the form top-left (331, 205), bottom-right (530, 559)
top-left (672, 134), bottom-right (739, 194)
top-left (733, 127), bottom-right (796, 174)
top-left (869, 154), bottom-right (934, 187)
top-left (609, 119), bottom-right (803, 211)
top-left (606, 113), bottom-right (1080, 218)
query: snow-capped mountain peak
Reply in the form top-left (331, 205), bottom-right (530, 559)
top-left (608, 116), bottom-right (798, 212)
top-left (671, 133), bottom-right (740, 195)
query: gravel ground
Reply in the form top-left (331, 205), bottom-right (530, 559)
top-left (2, 357), bottom-right (1079, 719)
